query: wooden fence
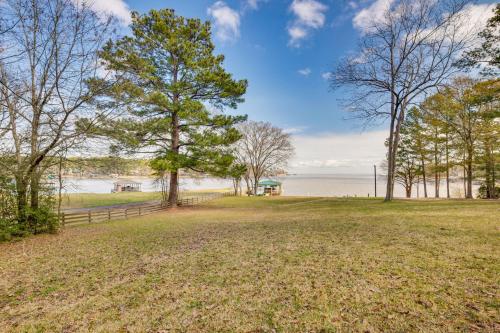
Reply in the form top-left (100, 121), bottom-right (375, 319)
top-left (60, 191), bottom-right (233, 226)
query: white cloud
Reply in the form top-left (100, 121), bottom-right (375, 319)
top-left (288, 26), bottom-right (308, 41)
top-left (290, 0), bottom-right (328, 28)
top-left (353, 1), bottom-right (496, 38)
top-left (352, 0), bottom-right (394, 34)
top-left (73, 0), bottom-right (131, 25)
top-left (207, 1), bottom-right (241, 42)
top-left (298, 68), bottom-right (312, 76)
top-left (453, 3), bottom-right (497, 42)
top-left (289, 130), bottom-right (387, 174)
top-left (321, 72), bottom-right (332, 80)
top-left (246, 0), bottom-right (267, 10)
top-left (288, 0), bottom-right (328, 47)
top-left (284, 126), bottom-right (307, 134)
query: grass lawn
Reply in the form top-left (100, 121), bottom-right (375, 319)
top-left (60, 189), bottom-right (230, 209)
top-left (60, 191), bottom-right (163, 209)
top-left (1, 197), bottom-right (499, 332)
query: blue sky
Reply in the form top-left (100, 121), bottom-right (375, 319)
top-left (120, 0), bottom-right (364, 135)
top-left (97, 0), bottom-right (496, 173)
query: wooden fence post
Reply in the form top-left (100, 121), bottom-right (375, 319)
top-left (108, 209), bottom-right (111, 221)
top-left (62, 212), bottom-right (65, 226)
top-left (125, 209), bottom-right (128, 219)
top-left (139, 207), bottom-right (141, 216)
top-left (88, 210), bottom-right (91, 224)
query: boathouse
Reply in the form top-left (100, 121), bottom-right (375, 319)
top-left (258, 179), bottom-right (282, 196)
top-left (112, 180), bottom-right (142, 192)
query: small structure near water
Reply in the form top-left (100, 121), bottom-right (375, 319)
top-left (112, 180), bottom-right (142, 192)
top-left (258, 179), bottom-right (282, 196)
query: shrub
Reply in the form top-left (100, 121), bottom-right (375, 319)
top-left (0, 178), bottom-right (59, 241)
top-left (477, 182), bottom-right (500, 199)
top-left (0, 177), bottom-right (19, 241)
top-left (25, 206), bottom-right (59, 235)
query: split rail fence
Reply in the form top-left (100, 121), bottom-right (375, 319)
top-left (60, 191), bottom-right (233, 226)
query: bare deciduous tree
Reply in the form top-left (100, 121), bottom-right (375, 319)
top-left (330, 0), bottom-right (475, 201)
top-left (236, 121), bottom-right (294, 195)
top-left (0, 0), bottom-right (116, 225)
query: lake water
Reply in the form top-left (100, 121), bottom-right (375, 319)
top-left (63, 174), bottom-right (477, 199)
top-left (278, 174), bottom-right (476, 198)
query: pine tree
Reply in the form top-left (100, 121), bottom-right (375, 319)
top-left (393, 121), bottom-right (420, 198)
top-left (469, 79), bottom-right (500, 198)
top-left (421, 95), bottom-right (448, 198)
top-left (95, 9), bottom-right (247, 206)
top-left (406, 108), bottom-right (430, 198)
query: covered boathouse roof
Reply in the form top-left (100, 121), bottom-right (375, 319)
top-left (258, 180), bottom-right (282, 186)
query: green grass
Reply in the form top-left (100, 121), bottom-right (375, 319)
top-left (60, 191), bottom-right (163, 208)
top-left (1, 197), bottom-right (499, 332)
top-left (60, 189), bottom-right (230, 209)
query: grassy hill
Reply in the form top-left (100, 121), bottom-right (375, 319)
top-left (1, 197), bottom-right (498, 331)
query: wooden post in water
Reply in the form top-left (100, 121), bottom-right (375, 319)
top-left (374, 165), bottom-right (377, 197)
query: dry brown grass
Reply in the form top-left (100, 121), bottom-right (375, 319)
top-left (0, 197), bottom-right (499, 332)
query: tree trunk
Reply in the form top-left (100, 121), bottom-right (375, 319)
top-left (168, 171), bottom-right (178, 206)
top-left (434, 172), bottom-right (440, 198)
top-left (484, 142), bottom-right (496, 199)
top-left (416, 176), bottom-right (420, 198)
top-left (57, 156), bottom-right (64, 222)
top-left (386, 102), bottom-right (405, 201)
top-left (492, 152), bottom-right (497, 199)
top-left (244, 176), bottom-right (251, 196)
top-left (445, 133), bottom-right (450, 199)
top-left (466, 148), bottom-right (473, 199)
top-left (167, 111), bottom-right (180, 207)
top-left (30, 172), bottom-right (40, 211)
top-left (463, 164), bottom-right (467, 198)
top-left (253, 176), bottom-right (259, 196)
top-left (484, 153), bottom-right (492, 198)
top-left (421, 158), bottom-right (428, 198)
top-left (233, 178), bottom-right (240, 196)
top-left (405, 185), bottom-right (411, 198)
top-left (385, 117), bottom-right (397, 202)
top-left (16, 177), bottom-right (28, 225)
top-left (434, 136), bottom-right (439, 198)
top-left (28, 171), bottom-right (42, 233)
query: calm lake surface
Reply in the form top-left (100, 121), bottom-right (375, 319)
top-left (64, 174), bottom-right (477, 199)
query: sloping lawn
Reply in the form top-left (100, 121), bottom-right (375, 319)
top-left (60, 191), bottom-right (163, 209)
top-left (1, 197), bottom-right (499, 332)
top-left (60, 189), bottom-right (230, 209)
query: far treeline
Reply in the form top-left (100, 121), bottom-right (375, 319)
top-left (61, 157), bottom-right (151, 177)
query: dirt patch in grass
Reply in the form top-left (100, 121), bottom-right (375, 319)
top-left (1, 197), bottom-right (499, 332)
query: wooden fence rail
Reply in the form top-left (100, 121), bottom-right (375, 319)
top-left (60, 191), bottom-right (233, 226)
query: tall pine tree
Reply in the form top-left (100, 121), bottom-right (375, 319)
top-left (96, 9), bottom-right (247, 206)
